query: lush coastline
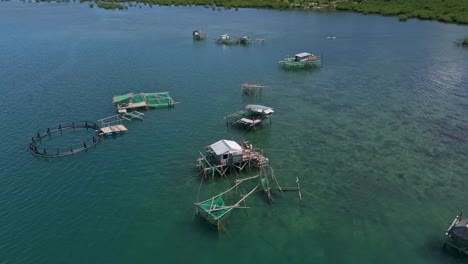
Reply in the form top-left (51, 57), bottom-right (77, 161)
top-left (456, 38), bottom-right (468, 46)
top-left (33, 0), bottom-right (468, 24)
top-left (336, 0), bottom-right (468, 25)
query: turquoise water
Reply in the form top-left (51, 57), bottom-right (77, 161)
top-left (1, 1), bottom-right (468, 263)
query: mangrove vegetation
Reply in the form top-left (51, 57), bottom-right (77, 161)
top-left (455, 37), bottom-right (468, 47)
top-left (337, 0), bottom-right (468, 24)
top-left (33, 0), bottom-right (468, 25)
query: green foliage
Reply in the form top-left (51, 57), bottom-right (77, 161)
top-left (96, 1), bottom-right (128, 9)
top-left (31, 0), bottom-right (468, 25)
top-left (462, 38), bottom-right (468, 46)
top-left (336, 0), bottom-right (468, 24)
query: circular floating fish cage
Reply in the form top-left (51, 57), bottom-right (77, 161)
top-left (28, 121), bottom-right (103, 158)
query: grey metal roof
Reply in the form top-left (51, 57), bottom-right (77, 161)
top-left (209, 140), bottom-right (242, 156)
top-left (245, 105), bottom-right (274, 114)
top-left (295, 52), bottom-right (311, 57)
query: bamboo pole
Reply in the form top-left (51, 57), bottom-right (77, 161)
top-left (195, 175), bottom-right (259, 205)
top-left (215, 185), bottom-right (259, 220)
top-left (195, 171), bottom-right (205, 221)
top-left (269, 166), bottom-right (282, 192)
top-left (296, 177), bottom-right (302, 206)
top-left (199, 151), bottom-right (224, 178)
top-left (207, 205), bottom-right (250, 213)
top-left (242, 198), bottom-right (248, 216)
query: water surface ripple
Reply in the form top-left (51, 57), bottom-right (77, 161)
top-left (0, 2), bottom-right (467, 264)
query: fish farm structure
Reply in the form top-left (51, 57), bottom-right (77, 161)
top-left (112, 92), bottom-right (175, 111)
top-left (192, 30), bottom-right (205, 40)
top-left (29, 121), bottom-right (103, 158)
top-left (254, 38), bottom-right (267, 45)
top-left (118, 109), bottom-right (144, 121)
top-left (225, 105), bottom-right (274, 131)
top-left (279, 52), bottom-right (322, 70)
top-left (216, 34), bottom-right (251, 46)
top-left (197, 139), bottom-right (269, 179)
top-left (195, 175), bottom-right (260, 232)
top-left (241, 83), bottom-right (269, 96)
top-left (195, 167), bottom-right (303, 232)
top-left (97, 115), bottom-right (128, 136)
top-left (444, 213), bottom-right (468, 254)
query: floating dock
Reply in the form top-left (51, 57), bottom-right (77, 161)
top-left (99, 125), bottom-right (128, 135)
top-left (97, 115), bottom-right (128, 136)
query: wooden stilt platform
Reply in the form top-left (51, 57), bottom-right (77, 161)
top-left (197, 140), bottom-right (269, 179)
top-left (241, 83), bottom-right (268, 96)
top-left (225, 105), bottom-right (274, 132)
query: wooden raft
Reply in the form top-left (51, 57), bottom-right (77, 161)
top-left (99, 125), bottom-right (128, 135)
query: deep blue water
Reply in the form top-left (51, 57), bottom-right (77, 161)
top-left (1, 1), bottom-right (468, 263)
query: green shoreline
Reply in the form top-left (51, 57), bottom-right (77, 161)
top-left (36, 0), bottom-right (468, 25)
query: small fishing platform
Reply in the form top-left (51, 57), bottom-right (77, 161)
top-left (225, 105), bottom-right (274, 131)
top-left (112, 92), bottom-right (175, 111)
top-left (241, 83), bottom-right (269, 96)
top-left (193, 30), bottom-right (205, 40)
top-left (197, 139), bottom-right (268, 178)
top-left (216, 34), bottom-right (251, 46)
top-left (254, 38), bottom-right (267, 45)
top-left (97, 115), bottom-right (128, 136)
top-left (444, 213), bottom-right (468, 254)
top-left (118, 109), bottom-right (144, 121)
top-left (279, 52), bottom-right (322, 70)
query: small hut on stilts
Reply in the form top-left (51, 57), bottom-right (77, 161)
top-left (194, 140), bottom-right (305, 233)
top-left (197, 139), bottom-right (268, 179)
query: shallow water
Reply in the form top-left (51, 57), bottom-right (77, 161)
top-left (1, 2), bottom-right (468, 263)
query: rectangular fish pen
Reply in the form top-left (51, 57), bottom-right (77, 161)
top-left (216, 34), bottom-right (251, 46)
top-left (279, 52), bottom-right (322, 70)
top-left (197, 139), bottom-right (269, 179)
top-left (112, 92), bottom-right (175, 111)
top-left (195, 171), bottom-right (304, 232)
top-left (195, 175), bottom-right (260, 232)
